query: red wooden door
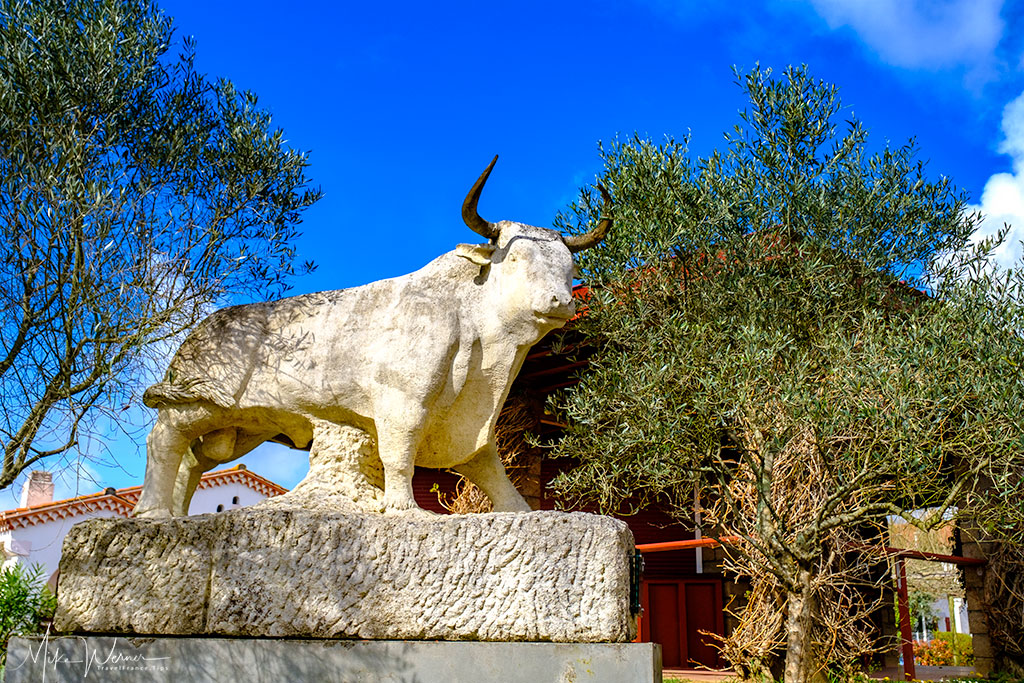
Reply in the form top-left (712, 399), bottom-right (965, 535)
top-left (648, 583), bottom-right (683, 666)
top-left (640, 579), bottom-right (723, 669)
top-left (684, 582), bottom-right (721, 667)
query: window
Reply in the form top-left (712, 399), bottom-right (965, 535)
top-left (216, 504), bottom-right (224, 512)
top-left (232, 496), bottom-right (239, 505)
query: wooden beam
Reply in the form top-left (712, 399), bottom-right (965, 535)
top-left (635, 536), bottom-right (742, 553)
top-left (896, 558), bottom-right (916, 681)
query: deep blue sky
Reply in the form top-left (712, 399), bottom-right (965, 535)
top-left (159, 0), bottom-right (1023, 290)
top-left (8, 0), bottom-right (1024, 504)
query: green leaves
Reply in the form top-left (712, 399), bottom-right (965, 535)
top-left (0, 563), bottom-right (55, 666)
top-left (551, 65), bottom-right (1024, 548)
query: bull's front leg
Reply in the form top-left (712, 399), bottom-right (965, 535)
top-left (454, 444), bottom-right (531, 513)
top-left (375, 410), bottom-right (431, 515)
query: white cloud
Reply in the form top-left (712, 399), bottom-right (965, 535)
top-left (809, 0), bottom-right (1004, 71)
top-left (999, 90), bottom-right (1024, 162)
top-left (969, 90), bottom-right (1024, 269)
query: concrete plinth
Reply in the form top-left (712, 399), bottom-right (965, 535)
top-left (4, 636), bottom-right (662, 683)
top-left (55, 509), bottom-right (636, 642)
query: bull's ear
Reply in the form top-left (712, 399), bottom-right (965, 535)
top-left (456, 243), bottom-right (497, 266)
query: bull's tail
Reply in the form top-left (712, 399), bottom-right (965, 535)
top-left (143, 379), bottom-right (235, 409)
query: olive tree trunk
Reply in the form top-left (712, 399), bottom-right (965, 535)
top-left (784, 569), bottom-right (822, 683)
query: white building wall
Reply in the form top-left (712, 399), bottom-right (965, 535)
top-left (2, 475), bottom-right (280, 583)
top-left (188, 482), bottom-right (268, 515)
top-left (928, 593), bottom-right (971, 635)
top-left (1, 509), bottom-right (122, 581)
top-left (931, 594), bottom-right (953, 633)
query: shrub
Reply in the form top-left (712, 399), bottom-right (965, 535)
top-left (915, 632), bottom-right (975, 666)
top-left (916, 637), bottom-right (954, 665)
top-left (935, 631), bottom-right (975, 666)
top-left (0, 564), bottom-right (56, 666)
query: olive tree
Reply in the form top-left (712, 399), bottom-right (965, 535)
top-left (0, 0), bottom-right (321, 488)
top-left (552, 66), bottom-right (1024, 681)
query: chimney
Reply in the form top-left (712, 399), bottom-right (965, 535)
top-left (19, 471), bottom-right (54, 508)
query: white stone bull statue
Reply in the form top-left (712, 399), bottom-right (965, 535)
top-left (132, 157), bottom-right (612, 517)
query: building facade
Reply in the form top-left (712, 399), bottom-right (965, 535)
top-left (1, 466), bottom-right (286, 587)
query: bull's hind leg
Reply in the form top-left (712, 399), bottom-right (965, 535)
top-left (171, 446), bottom-right (210, 517)
top-left (170, 429), bottom-right (276, 515)
top-left (133, 404), bottom-right (220, 518)
top-left (171, 428), bottom-right (237, 516)
top-left (134, 415), bottom-right (196, 518)
top-left (453, 445), bottom-right (531, 513)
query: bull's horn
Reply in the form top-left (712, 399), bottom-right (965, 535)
top-left (564, 183), bottom-right (613, 253)
top-left (463, 155), bottom-right (501, 241)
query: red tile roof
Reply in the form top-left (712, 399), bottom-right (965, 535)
top-left (0, 465), bottom-right (287, 531)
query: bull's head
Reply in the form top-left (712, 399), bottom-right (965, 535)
top-left (455, 156), bottom-right (612, 338)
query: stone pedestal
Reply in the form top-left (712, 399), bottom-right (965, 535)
top-left (55, 509), bottom-right (636, 643)
top-left (4, 637), bottom-right (662, 683)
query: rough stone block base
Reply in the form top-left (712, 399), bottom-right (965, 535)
top-left (4, 636), bottom-right (662, 683)
top-left (55, 509), bottom-right (636, 642)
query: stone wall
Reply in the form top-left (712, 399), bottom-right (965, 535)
top-left (55, 509), bottom-right (637, 643)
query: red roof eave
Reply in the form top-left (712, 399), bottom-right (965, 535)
top-left (1, 465), bottom-right (287, 532)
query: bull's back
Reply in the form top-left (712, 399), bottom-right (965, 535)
top-left (147, 291), bottom-right (368, 412)
top-left (147, 277), bottom-right (461, 422)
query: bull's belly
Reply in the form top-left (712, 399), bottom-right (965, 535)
top-left (219, 407), bottom-right (483, 469)
top-left (233, 378), bottom-right (375, 428)
top-left (415, 441), bottom-right (487, 469)
top-left (175, 405), bottom-right (317, 452)
top-left (415, 417), bottom-right (492, 469)
top-left (231, 373), bottom-right (498, 468)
